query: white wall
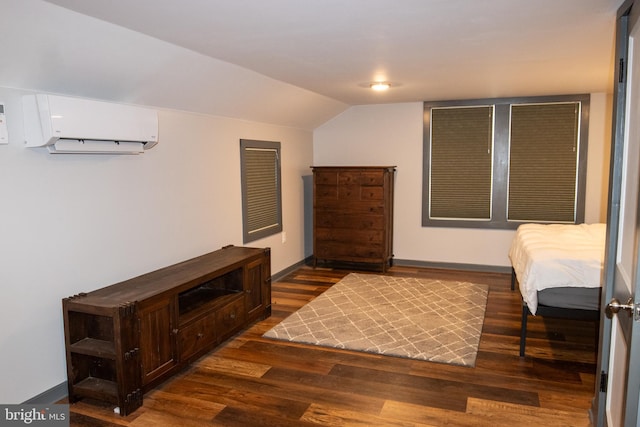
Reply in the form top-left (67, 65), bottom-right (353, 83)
top-left (0, 86), bottom-right (313, 403)
top-left (585, 92), bottom-right (613, 222)
top-left (313, 95), bottom-right (612, 268)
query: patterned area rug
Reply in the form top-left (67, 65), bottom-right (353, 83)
top-left (263, 273), bottom-right (489, 367)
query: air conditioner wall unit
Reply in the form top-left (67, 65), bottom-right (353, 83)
top-left (23, 94), bottom-right (159, 154)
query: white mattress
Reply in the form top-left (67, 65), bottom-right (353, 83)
top-left (508, 223), bottom-right (606, 315)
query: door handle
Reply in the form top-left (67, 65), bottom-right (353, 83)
top-left (605, 297), bottom-right (639, 320)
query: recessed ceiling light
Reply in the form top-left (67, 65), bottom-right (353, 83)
top-left (370, 82), bottom-right (391, 91)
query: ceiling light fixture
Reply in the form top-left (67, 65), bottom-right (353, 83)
top-left (370, 82), bottom-right (391, 91)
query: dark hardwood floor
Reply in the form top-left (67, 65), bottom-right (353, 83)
top-left (64, 264), bottom-right (598, 426)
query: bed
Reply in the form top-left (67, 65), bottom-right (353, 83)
top-left (508, 223), bottom-right (606, 356)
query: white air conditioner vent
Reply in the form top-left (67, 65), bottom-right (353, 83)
top-left (23, 94), bottom-right (158, 154)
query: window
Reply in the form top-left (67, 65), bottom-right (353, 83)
top-left (240, 139), bottom-right (282, 243)
top-left (422, 95), bottom-right (589, 229)
top-left (508, 103), bottom-right (580, 222)
top-left (430, 105), bottom-right (494, 220)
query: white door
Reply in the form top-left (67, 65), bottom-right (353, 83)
top-left (598, 3), bottom-right (640, 426)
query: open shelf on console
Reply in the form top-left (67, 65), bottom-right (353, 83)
top-left (66, 312), bottom-right (116, 358)
top-left (68, 353), bottom-right (119, 403)
top-left (73, 377), bottom-right (119, 404)
top-left (178, 267), bottom-right (243, 321)
top-left (69, 337), bottom-right (116, 359)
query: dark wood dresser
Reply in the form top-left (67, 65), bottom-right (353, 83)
top-left (62, 245), bottom-right (271, 416)
top-left (312, 166), bottom-right (395, 271)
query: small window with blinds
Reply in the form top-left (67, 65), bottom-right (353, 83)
top-left (240, 139), bottom-right (282, 243)
top-left (422, 94), bottom-right (589, 229)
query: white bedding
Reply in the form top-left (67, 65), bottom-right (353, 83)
top-left (508, 223), bottom-right (606, 315)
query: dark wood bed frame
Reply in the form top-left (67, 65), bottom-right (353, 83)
top-left (512, 269), bottom-right (600, 357)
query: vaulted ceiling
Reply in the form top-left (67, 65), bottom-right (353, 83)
top-left (1, 1), bottom-right (623, 129)
top-left (44, 0), bottom-right (622, 105)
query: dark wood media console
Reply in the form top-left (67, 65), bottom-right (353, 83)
top-left (62, 245), bottom-right (271, 416)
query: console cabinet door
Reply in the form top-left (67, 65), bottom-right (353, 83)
top-left (138, 297), bottom-right (176, 386)
top-left (244, 258), bottom-right (265, 322)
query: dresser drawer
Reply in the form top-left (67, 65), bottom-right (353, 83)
top-left (315, 200), bottom-right (385, 214)
top-left (178, 314), bottom-right (216, 362)
top-left (337, 171), bottom-right (360, 186)
top-left (315, 241), bottom-right (385, 260)
top-left (360, 186), bottom-right (384, 200)
top-left (314, 171), bottom-right (338, 185)
top-left (315, 227), bottom-right (384, 244)
top-left (315, 213), bottom-right (384, 230)
top-left (360, 171), bottom-right (385, 186)
top-left (338, 185), bottom-right (359, 200)
top-left (315, 184), bottom-right (338, 200)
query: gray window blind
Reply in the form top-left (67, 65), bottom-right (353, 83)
top-left (245, 148), bottom-right (279, 232)
top-left (508, 103), bottom-right (579, 222)
top-left (240, 140), bottom-right (282, 243)
top-left (430, 106), bottom-right (493, 220)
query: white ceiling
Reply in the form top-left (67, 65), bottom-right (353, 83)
top-left (44, 0), bottom-right (623, 106)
